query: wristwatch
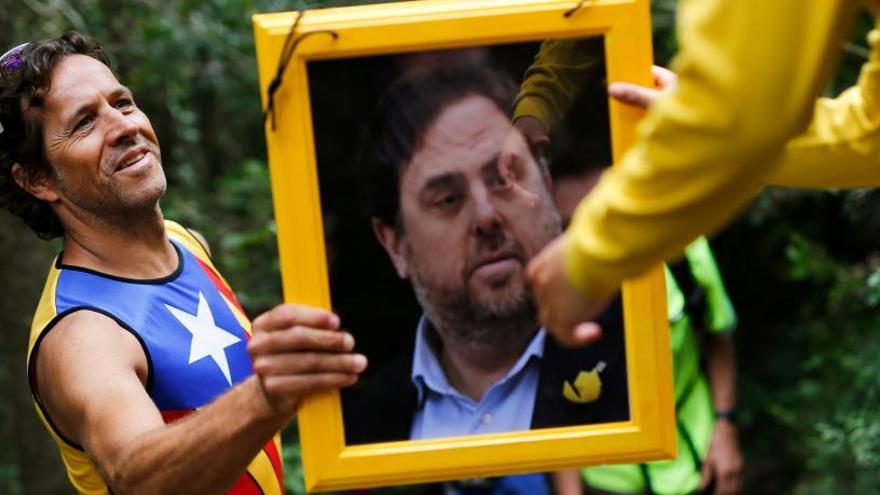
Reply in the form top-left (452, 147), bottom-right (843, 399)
top-left (714, 409), bottom-right (737, 425)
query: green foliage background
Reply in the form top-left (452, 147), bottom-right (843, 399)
top-left (0, 0), bottom-right (879, 493)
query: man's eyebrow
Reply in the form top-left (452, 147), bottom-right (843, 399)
top-left (419, 173), bottom-right (462, 195)
top-left (64, 85), bottom-right (132, 126)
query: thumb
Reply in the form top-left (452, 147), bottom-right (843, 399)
top-left (608, 82), bottom-right (660, 109)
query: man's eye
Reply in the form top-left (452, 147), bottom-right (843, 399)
top-left (73, 115), bottom-right (94, 131)
top-left (436, 194), bottom-right (461, 208)
top-left (114, 98), bottom-right (134, 109)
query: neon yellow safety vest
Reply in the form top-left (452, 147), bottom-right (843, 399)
top-left (582, 237), bottom-right (737, 494)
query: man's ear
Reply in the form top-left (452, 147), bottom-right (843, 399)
top-left (11, 163), bottom-right (60, 202)
top-left (371, 217), bottom-right (409, 279)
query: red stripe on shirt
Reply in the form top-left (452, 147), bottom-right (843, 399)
top-left (263, 439), bottom-right (284, 492)
top-left (161, 409), bottom-right (194, 424)
top-left (161, 410), bottom-right (267, 495)
top-left (228, 471), bottom-right (264, 495)
top-left (195, 258), bottom-right (247, 317)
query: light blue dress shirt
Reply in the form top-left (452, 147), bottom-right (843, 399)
top-left (409, 316), bottom-right (546, 440)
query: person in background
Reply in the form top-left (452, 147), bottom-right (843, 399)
top-left (513, 47), bottom-right (743, 492)
top-left (552, 166), bottom-right (742, 495)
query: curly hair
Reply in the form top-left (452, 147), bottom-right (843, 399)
top-left (0, 31), bottom-right (110, 239)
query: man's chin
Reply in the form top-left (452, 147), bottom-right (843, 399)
top-left (469, 263), bottom-right (525, 290)
top-left (469, 286), bottom-right (533, 320)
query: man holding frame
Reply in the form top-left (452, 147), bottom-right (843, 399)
top-left (0, 32), bottom-right (365, 494)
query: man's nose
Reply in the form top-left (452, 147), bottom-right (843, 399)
top-left (472, 186), bottom-right (503, 237)
top-left (106, 107), bottom-right (138, 146)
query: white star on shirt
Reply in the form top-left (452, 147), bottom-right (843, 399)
top-left (165, 292), bottom-right (241, 385)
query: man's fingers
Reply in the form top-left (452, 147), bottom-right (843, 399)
top-left (262, 373), bottom-right (360, 397)
top-left (608, 82), bottom-right (659, 109)
top-left (248, 326), bottom-right (355, 356)
top-left (546, 322), bottom-right (602, 349)
top-left (572, 322), bottom-right (602, 345)
top-left (651, 65), bottom-right (677, 89)
top-left (253, 352), bottom-right (367, 376)
top-left (252, 304), bottom-right (340, 333)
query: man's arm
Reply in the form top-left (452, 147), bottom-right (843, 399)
top-left (613, 16), bottom-right (880, 191)
top-left (529, 0), bottom-right (859, 345)
top-left (700, 334), bottom-right (742, 495)
top-left (511, 38), bottom-right (601, 155)
top-left (513, 38), bottom-right (600, 133)
top-left (36, 304), bottom-right (363, 494)
top-left (766, 15), bottom-right (880, 188)
top-left (551, 470), bottom-right (584, 495)
top-left (684, 238), bottom-right (742, 495)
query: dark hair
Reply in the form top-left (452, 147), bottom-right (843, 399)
top-left (0, 31), bottom-right (110, 239)
top-left (360, 64), bottom-right (518, 227)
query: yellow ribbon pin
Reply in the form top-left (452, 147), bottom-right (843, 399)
top-left (562, 361), bottom-right (605, 404)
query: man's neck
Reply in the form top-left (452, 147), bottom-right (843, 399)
top-left (60, 208), bottom-right (176, 280)
top-left (430, 323), bottom-right (536, 403)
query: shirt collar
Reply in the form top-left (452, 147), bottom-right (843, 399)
top-left (411, 315), bottom-right (546, 406)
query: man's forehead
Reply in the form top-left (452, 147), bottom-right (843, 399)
top-left (43, 55), bottom-right (122, 109)
top-left (403, 95), bottom-right (512, 186)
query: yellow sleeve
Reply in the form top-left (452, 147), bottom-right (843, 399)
top-left (766, 16), bottom-right (880, 188)
top-left (513, 38), bottom-right (600, 132)
top-left (564, 0), bottom-right (859, 299)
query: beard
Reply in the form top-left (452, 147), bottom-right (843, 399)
top-left (54, 157), bottom-right (167, 228)
top-left (406, 230), bottom-right (540, 349)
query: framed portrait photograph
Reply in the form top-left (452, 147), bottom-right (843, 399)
top-left (253, 0), bottom-right (673, 491)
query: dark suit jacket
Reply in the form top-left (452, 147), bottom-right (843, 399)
top-left (342, 297), bottom-right (629, 445)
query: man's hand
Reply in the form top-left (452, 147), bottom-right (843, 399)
top-left (700, 420), bottom-right (743, 495)
top-left (247, 304), bottom-right (367, 416)
top-left (608, 65), bottom-right (678, 109)
top-left (526, 236), bottom-right (609, 347)
top-left (513, 115), bottom-right (551, 157)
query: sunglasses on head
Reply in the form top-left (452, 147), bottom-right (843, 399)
top-left (0, 43), bottom-right (27, 74)
top-left (0, 43), bottom-right (27, 135)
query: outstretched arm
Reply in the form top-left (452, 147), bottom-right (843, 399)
top-left (512, 38), bottom-right (602, 155)
top-left (529, 0), bottom-right (859, 345)
top-left (35, 304), bottom-right (364, 495)
top-left (612, 16), bottom-right (880, 191)
top-left (766, 16), bottom-right (880, 188)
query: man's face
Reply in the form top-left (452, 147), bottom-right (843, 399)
top-left (375, 95), bottom-right (561, 344)
top-left (34, 54), bottom-right (165, 222)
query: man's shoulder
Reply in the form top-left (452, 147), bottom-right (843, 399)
top-left (31, 309), bottom-right (147, 397)
top-left (41, 309), bottom-right (139, 353)
top-left (533, 308), bottom-right (629, 428)
top-left (163, 219), bottom-right (212, 259)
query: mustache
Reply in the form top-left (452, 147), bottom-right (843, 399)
top-left (461, 233), bottom-right (529, 282)
top-left (105, 139), bottom-right (149, 170)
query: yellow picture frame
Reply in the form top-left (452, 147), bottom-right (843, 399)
top-left (252, 0), bottom-right (673, 492)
